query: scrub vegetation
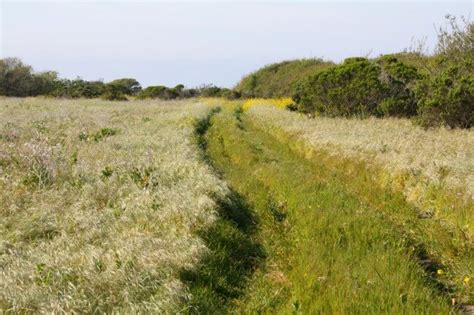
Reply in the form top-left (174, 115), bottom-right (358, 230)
top-left (237, 16), bottom-right (473, 129)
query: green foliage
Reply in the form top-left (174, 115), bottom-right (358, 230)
top-left (219, 88), bottom-right (241, 100)
top-left (79, 128), bottom-right (118, 142)
top-left (198, 84), bottom-right (225, 98)
top-left (136, 84), bottom-right (235, 100)
top-left (293, 57), bottom-right (419, 117)
top-left (0, 58), bottom-right (35, 96)
top-left (107, 78), bottom-right (142, 95)
top-left (416, 65), bottom-right (473, 128)
top-left (415, 16), bottom-right (473, 128)
top-left (52, 78), bottom-right (105, 98)
top-left (235, 58), bottom-right (334, 98)
top-left (101, 84), bottom-right (128, 101)
top-left (31, 71), bottom-right (60, 96)
top-left (136, 85), bottom-right (192, 100)
top-left (136, 85), bottom-right (167, 99)
top-left (101, 166), bottom-right (114, 179)
top-left (129, 166), bottom-right (156, 188)
top-left (0, 58), bottom-right (104, 99)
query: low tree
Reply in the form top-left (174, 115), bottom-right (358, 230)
top-left (102, 83), bottom-right (128, 101)
top-left (107, 78), bottom-right (141, 95)
top-left (0, 58), bottom-right (34, 96)
top-left (31, 71), bottom-right (59, 96)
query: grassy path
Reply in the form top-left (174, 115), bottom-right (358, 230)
top-left (185, 104), bottom-right (471, 313)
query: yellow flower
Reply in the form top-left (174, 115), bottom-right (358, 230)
top-left (437, 269), bottom-right (444, 275)
top-left (242, 98), bottom-right (294, 111)
top-left (464, 276), bottom-right (471, 284)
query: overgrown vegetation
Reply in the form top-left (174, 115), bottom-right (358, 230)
top-left (290, 16), bottom-right (473, 128)
top-left (293, 56), bottom-right (420, 118)
top-left (233, 16), bottom-right (472, 128)
top-left (414, 16), bottom-right (473, 128)
top-left (199, 104), bottom-right (471, 312)
top-left (235, 58), bottom-right (333, 98)
top-left (137, 84), bottom-right (239, 100)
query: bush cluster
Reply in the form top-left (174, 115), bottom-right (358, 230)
top-left (293, 56), bottom-right (419, 118)
top-left (235, 58), bottom-right (334, 98)
top-left (0, 58), bottom-right (60, 97)
top-left (414, 16), bottom-right (473, 128)
top-left (0, 60), bottom-right (234, 101)
top-left (291, 17), bottom-right (473, 128)
top-left (136, 84), bottom-right (239, 100)
top-left (0, 60), bottom-right (140, 100)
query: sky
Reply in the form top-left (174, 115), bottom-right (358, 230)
top-left (0, 1), bottom-right (472, 88)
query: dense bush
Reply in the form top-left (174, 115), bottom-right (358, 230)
top-left (293, 56), bottom-right (419, 117)
top-left (107, 78), bottom-right (142, 95)
top-left (101, 84), bottom-right (128, 101)
top-left (136, 84), bottom-right (236, 100)
top-left (291, 16), bottom-right (473, 128)
top-left (415, 16), bottom-right (473, 128)
top-left (30, 71), bottom-right (60, 96)
top-left (198, 84), bottom-right (239, 98)
top-left (137, 85), bottom-right (181, 100)
top-left (51, 78), bottom-right (105, 98)
top-left (0, 58), bottom-right (62, 97)
top-left (0, 58), bottom-right (35, 96)
top-left (415, 67), bottom-right (473, 128)
top-left (235, 58), bottom-right (334, 98)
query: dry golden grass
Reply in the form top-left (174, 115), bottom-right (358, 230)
top-left (0, 98), bottom-right (227, 313)
top-left (247, 105), bottom-right (473, 236)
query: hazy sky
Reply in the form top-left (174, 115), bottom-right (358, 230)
top-left (1, 1), bottom-right (472, 87)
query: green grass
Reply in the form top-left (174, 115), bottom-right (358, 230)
top-left (179, 106), bottom-right (264, 314)
top-left (190, 103), bottom-right (471, 313)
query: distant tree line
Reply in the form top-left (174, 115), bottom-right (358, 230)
top-left (0, 58), bottom-right (237, 101)
top-left (136, 84), bottom-right (240, 100)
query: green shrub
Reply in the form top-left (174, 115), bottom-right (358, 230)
top-left (416, 65), bottom-right (473, 128)
top-left (293, 57), bottom-right (419, 118)
top-left (101, 84), bottom-right (128, 101)
top-left (136, 84), bottom-right (235, 100)
top-left (137, 85), bottom-right (185, 100)
top-left (137, 85), bottom-right (168, 99)
top-left (107, 78), bottom-right (141, 95)
top-left (0, 58), bottom-right (34, 96)
top-left (235, 58), bottom-right (334, 98)
top-left (52, 78), bottom-right (105, 98)
top-left (415, 16), bottom-right (473, 128)
top-left (31, 71), bottom-right (60, 96)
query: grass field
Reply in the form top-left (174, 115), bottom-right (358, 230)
top-left (199, 103), bottom-right (472, 313)
top-left (0, 97), bottom-right (472, 313)
top-left (0, 98), bottom-right (228, 313)
top-left (247, 104), bottom-right (474, 236)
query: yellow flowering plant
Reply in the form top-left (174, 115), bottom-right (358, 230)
top-left (242, 98), bottom-right (294, 111)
